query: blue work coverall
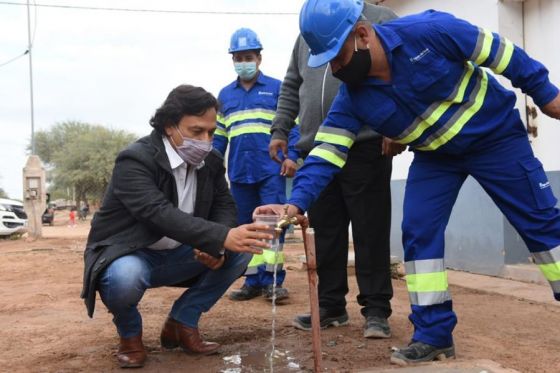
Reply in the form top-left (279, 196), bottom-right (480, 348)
top-left (214, 71), bottom-right (300, 287)
top-left (288, 10), bottom-right (560, 348)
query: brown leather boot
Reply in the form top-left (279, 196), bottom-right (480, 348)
top-left (117, 334), bottom-right (147, 368)
top-left (160, 317), bottom-right (220, 355)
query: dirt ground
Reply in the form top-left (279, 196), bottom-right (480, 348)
top-left (1, 216), bottom-right (560, 373)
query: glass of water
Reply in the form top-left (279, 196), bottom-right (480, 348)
top-left (254, 214), bottom-right (281, 251)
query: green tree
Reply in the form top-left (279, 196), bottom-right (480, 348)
top-left (0, 187), bottom-right (7, 199)
top-left (32, 121), bottom-right (137, 205)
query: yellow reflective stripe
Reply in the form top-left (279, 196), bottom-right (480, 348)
top-left (248, 254), bottom-right (265, 268)
top-left (214, 127), bottom-right (227, 137)
top-left (229, 124), bottom-right (270, 139)
top-left (309, 147), bottom-right (346, 168)
top-left (223, 110), bottom-right (275, 127)
top-left (474, 29), bottom-right (493, 65)
top-left (315, 132), bottom-right (354, 148)
top-left (396, 63), bottom-right (474, 145)
top-left (539, 262), bottom-right (560, 282)
top-left (493, 39), bottom-right (514, 74)
top-left (417, 69), bottom-right (488, 151)
top-left (406, 271), bottom-right (448, 293)
top-left (263, 249), bottom-right (284, 265)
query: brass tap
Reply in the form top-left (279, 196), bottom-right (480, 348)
top-left (275, 205), bottom-right (298, 230)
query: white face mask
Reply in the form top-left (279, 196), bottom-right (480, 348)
top-left (170, 127), bottom-right (213, 167)
top-left (234, 61), bottom-right (257, 81)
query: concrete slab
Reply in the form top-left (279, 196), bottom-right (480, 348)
top-left (446, 269), bottom-right (558, 306)
top-left (499, 263), bottom-right (548, 286)
top-left (298, 252), bottom-right (557, 306)
top-left (355, 359), bottom-right (520, 373)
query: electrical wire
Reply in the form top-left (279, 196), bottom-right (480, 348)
top-left (0, 1), bottom-right (299, 15)
top-left (0, 0), bottom-right (37, 68)
top-left (0, 51), bottom-right (28, 67)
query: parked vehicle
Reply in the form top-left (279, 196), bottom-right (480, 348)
top-left (0, 198), bottom-right (28, 236)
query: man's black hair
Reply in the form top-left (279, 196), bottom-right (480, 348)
top-left (150, 84), bottom-right (219, 134)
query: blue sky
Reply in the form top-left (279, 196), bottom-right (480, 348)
top-left (0, 0), bottom-right (302, 199)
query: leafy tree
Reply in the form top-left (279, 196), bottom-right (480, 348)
top-left (0, 186), bottom-right (7, 199)
top-left (32, 121), bottom-right (137, 205)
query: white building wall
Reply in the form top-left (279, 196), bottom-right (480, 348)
top-left (523, 0), bottom-right (560, 171)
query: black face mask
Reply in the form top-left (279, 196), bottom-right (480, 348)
top-left (332, 37), bottom-right (371, 87)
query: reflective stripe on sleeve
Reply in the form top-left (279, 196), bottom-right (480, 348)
top-left (314, 127), bottom-right (356, 148)
top-left (415, 67), bottom-right (488, 151)
top-left (214, 127), bottom-right (227, 138)
top-left (488, 36), bottom-right (514, 74)
top-left (471, 27), bottom-right (494, 66)
top-left (308, 143), bottom-right (347, 168)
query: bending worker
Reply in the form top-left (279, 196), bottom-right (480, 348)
top-left (214, 28), bottom-right (300, 302)
top-left (256, 0), bottom-right (560, 366)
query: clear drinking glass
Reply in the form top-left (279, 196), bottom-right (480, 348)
top-left (254, 214), bottom-right (281, 251)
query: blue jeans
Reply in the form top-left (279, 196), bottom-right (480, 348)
top-left (98, 245), bottom-right (250, 338)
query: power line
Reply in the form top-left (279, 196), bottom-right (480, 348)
top-left (0, 0), bottom-right (37, 68)
top-left (0, 1), bottom-right (299, 15)
top-left (0, 50), bottom-right (28, 67)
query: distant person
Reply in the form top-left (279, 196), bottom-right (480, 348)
top-left (213, 28), bottom-right (300, 302)
top-left (79, 202), bottom-right (89, 221)
top-left (81, 85), bottom-right (272, 368)
top-left (269, 1), bottom-right (398, 339)
top-left (68, 208), bottom-right (76, 227)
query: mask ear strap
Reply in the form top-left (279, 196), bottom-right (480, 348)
top-left (174, 125), bottom-right (186, 138)
top-left (354, 35), bottom-right (358, 52)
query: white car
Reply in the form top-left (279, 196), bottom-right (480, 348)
top-left (0, 198), bottom-right (28, 236)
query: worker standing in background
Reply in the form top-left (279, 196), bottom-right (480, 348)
top-left (269, 1), bottom-right (398, 339)
top-left (214, 28), bottom-right (300, 302)
top-left (257, 0), bottom-right (560, 365)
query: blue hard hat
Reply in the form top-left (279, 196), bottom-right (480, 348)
top-left (299, 0), bottom-right (364, 67)
top-left (228, 28), bottom-right (263, 54)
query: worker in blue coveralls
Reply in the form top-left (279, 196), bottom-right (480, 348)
top-left (255, 0), bottom-right (560, 366)
top-left (214, 28), bottom-right (300, 302)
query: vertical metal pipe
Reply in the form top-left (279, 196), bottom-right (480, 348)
top-left (303, 227), bottom-right (322, 372)
top-left (26, 0), bottom-right (36, 155)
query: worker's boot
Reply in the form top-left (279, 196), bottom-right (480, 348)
top-left (363, 316), bottom-right (391, 339)
top-left (117, 334), bottom-right (147, 368)
top-left (292, 308), bottom-right (349, 331)
top-left (228, 284), bottom-right (262, 301)
top-left (263, 284), bottom-right (289, 301)
top-left (160, 317), bottom-right (220, 355)
top-left (390, 341), bottom-right (455, 366)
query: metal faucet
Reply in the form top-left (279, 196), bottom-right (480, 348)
top-left (275, 205), bottom-right (298, 231)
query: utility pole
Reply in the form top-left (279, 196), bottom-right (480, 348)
top-left (22, 0), bottom-right (45, 240)
top-left (27, 0), bottom-right (35, 154)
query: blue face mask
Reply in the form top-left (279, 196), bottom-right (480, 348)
top-left (234, 62), bottom-right (257, 81)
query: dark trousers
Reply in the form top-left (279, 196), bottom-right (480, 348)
top-left (307, 138), bottom-right (393, 319)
